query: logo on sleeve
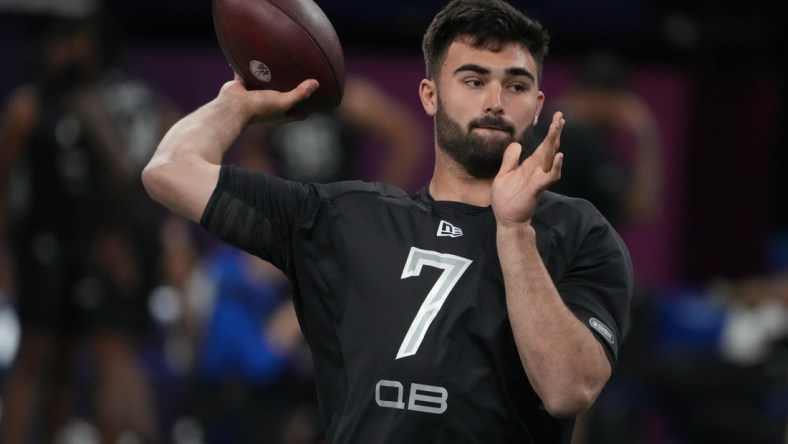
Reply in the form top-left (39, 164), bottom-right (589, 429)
top-left (437, 220), bottom-right (463, 238)
top-left (589, 318), bottom-right (615, 344)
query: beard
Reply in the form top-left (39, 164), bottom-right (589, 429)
top-left (435, 97), bottom-right (535, 179)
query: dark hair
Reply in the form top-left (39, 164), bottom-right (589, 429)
top-left (422, 0), bottom-right (550, 82)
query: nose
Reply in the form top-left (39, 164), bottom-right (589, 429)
top-left (484, 84), bottom-right (504, 115)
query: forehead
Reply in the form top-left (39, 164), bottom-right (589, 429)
top-left (441, 39), bottom-right (537, 78)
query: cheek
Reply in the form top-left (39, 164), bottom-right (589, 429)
top-left (437, 97), bottom-right (471, 129)
top-left (511, 97), bottom-right (540, 126)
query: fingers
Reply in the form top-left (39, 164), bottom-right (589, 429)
top-left (269, 79), bottom-right (319, 121)
top-left (276, 80), bottom-right (319, 123)
top-left (224, 78), bottom-right (319, 125)
top-left (498, 142), bottom-right (523, 175)
top-left (551, 152), bottom-right (564, 181)
top-left (281, 79), bottom-right (319, 108)
top-left (539, 111), bottom-right (564, 172)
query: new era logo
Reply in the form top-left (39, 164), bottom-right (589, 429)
top-left (437, 220), bottom-right (463, 238)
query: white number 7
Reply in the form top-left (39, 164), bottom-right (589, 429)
top-left (397, 247), bottom-right (472, 359)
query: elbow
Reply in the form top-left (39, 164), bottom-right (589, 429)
top-left (540, 384), bottom-right (601, 418)
top-left (140, 153), bottom-right (216, 223)
top-left (537, 343), bottom-right (612, 418)
top-left (539, 363), bottom-right (610, 418)
top-left (141, 158), bottom-right (174, 206)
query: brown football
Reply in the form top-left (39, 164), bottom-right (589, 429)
top-left (212, 0), bottom-right (346, 114)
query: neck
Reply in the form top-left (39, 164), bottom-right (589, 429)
top-left (429, 148), bottom-right (494, 207)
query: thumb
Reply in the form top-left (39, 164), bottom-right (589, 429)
top-left (263, 80), bottom-right (319, 125)
top-left (498, 142), bottom-right (523, 175)
top-left (281, 79), bottom-right (319, 109)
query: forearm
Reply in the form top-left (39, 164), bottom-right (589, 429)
top-left (616, 96), bottom-right (663, 222)
top-left (155, 94), bottom-right (249, 168)
top-left (142, 94), bottom-right (247, 222)
top-left (497, 224), bottom-right (610, 417)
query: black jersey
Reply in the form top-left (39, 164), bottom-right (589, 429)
top-left (201, 166), bottom-right (633, 444)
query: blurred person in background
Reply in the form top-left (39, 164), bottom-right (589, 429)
top-left (151, 210), bottom-right (321, 444)
top-left (0, 11), bottom-right (178, 443)
top-left (183, 244), bottom-right (321, 444)
top-left (236, 74), bottom-right (427, 192)
top-left (531, 50), bottom-right (662, 229)
top-left (628, 271), bottom-right (788, 444)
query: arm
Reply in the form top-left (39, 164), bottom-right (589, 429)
top-left (339, 76), bottom-right (426, 191)
top-left (491, 112), bottom-right (611, 418)
top-left (141, 76), bottom-right (319, 222)
top-left (613, 93), bottom-right (662, 223)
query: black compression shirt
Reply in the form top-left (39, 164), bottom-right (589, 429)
top-left (201, 165), bottom-right (633, 444)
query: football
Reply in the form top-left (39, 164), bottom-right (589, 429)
top-left (212, 0), bottom-right (346, 114)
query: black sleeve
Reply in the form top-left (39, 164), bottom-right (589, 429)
top-left (558, 204), bottom-right (634, 367)
top-left (200, 165), bottom-right (310, 270)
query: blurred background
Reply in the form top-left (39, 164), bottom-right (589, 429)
top-left (0, 0), bottom-right (786, 443)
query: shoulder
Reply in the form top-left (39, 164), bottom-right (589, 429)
top-left (535, 191), bottom-right (628, 256)
top-left (535, 191), bottom-right (608, 228)
top-left (310, 180), bottom-right (410, 202)
top-left (291, 181), bottom-right (418, 225)
top-left (215, 167), bottom-right (411, 216)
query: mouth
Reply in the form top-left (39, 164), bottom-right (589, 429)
top-left (472, 126), bottom-right (511, 135)
top-left (469, 117), bottom-right (515, 136)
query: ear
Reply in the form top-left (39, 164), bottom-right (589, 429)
top-left (534, 90), bottom-right (545, 124)
top-left (419, 79), bottom-right (437, 116)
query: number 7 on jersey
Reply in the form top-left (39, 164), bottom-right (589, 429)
top-left (397, 247), bottom-right (473, 359)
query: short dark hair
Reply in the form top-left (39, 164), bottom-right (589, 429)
top-left (422, 0), bottom-right (550, 82)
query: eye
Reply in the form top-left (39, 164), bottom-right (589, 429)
top-left (464, 78), bottom-right (483, 88)
top-left (508, 83), bottom-right (527, 93)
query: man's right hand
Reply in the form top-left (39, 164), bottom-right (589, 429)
top-left (218, 74), bottom-right (319, 126)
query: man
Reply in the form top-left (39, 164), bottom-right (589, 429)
top-left (142, 0), bottom-right (633, 442)
top-left (0, 13), bottom-right (167, 443)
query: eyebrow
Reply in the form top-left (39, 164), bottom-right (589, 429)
top-left (453, 64), bottom-right (535, 82)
